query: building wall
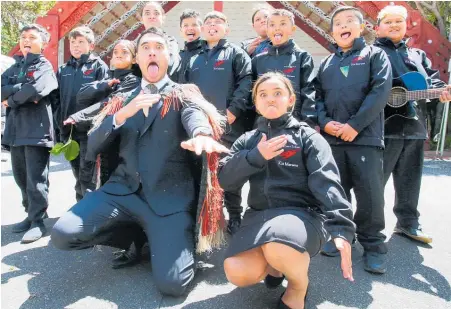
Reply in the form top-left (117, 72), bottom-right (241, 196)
top-left (163, 1), bottom-right (330, 72)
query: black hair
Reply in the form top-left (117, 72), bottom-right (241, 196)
top-left (179, 9), bottom-right (202, 27)
top-left (136, 27), bottom-right (169, 49)
top-left (69, 26), bottom-right (95, 44)
top-left (330, 6), bottom-right (364, 31)
top-left (20, 24), bottom-right (50, 44)
top-left (251, 7), bottom-right (270, 24)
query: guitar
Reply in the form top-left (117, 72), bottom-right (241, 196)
top-left (385, 72), bottom-right (450, 121)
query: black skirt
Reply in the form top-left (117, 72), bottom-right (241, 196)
top-left (224, 207), bottom-right (327, 258)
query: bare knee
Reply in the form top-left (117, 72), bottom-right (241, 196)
top-left (224, 256), bottom-right (267, 287)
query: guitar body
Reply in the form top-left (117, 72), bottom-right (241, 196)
top-left (385, 72), bottom-right (429, 122)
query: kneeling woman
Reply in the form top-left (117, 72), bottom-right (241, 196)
top-left (218, 72), bottom-right (355, 309)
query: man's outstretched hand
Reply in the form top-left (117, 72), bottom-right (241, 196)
top-left (181, 135), bottom-right (229, 155)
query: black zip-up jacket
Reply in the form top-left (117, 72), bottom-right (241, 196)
top-left (218, 114), bottom-right (356, 243)
top-left (252, 39), bottom-right (317, 126)
top-left (178, 38), bottom-right (203, 83)
top-left (240, 37), bottom-right (271, 58)
top-left (1, 53), bottom-right (58, 148)
top-left (184, 39), bottom-right (253, 119)
top-left (314, 37), bottom-right (392, 148)
top-left (373, 38), bottom-right (447, 139)
top-left (54, 53), bottom-right (109, 140)
top-left (70, 69), bottom-right (141, 131)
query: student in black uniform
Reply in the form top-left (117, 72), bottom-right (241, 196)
top-left (1, 24), bottom-right (58, 243)
top-left (252, 9), bottom-right (316, 127)
top-left (219, 72), bottom-right (355, 309)
top-left (139, 1), bottom-right (180, 81)
top-left (178, 9), bottom-right (203, 83)
top-left (67, 40), bottom-right (141, 185)
top-left (314, 6), bottom-right (392, 274)
top-left (54, 26), bottom-right (109, 202)
top-left (184, 11), bottom-right (253, 235)
top-left (241, 7), bottom-right (271, 58)
top-left (374, 5), bottom-right (451, 245)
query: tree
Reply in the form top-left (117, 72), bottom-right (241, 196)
top-left (409, 1), bottom-right (450, 38)
top-left (1, 1), bottom-right (56, 55)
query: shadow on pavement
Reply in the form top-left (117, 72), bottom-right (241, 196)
top-left (1, 218), bottom-right (59, 247)
top-left (178, 235), bottom-right (450, 309)
top-left (423, 160), bottom-right (451, 177)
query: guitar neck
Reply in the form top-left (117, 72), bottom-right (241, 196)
top-left (406, 88), bottom-right (449, 101)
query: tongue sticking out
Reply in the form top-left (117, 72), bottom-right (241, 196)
top-left (274, 34), bottom-right (282, 43)
top-left (147, 63), bottom-right (159, 79)
top-left (341, 32), bottom-right (351, 39)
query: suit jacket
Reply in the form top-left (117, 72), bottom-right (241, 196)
top-left (87, 80), bottom-right (213, 216)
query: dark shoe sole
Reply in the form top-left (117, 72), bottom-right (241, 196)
top-left (363, 265), bottom-right (386, 274)
top-left (320, 250), bottom-right (340, 257)
top-left (393, 227), bottom-right (432, 244)
top-left (112, 257), bottom-right (141, 269)
top-left (277, 288), bottom-right (308, 309)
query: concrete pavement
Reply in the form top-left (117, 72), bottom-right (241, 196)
top-left (1, 150), bottom-right (451, 309)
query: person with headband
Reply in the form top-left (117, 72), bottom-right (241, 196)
top-left (374, 5), bottom-right (451, 245)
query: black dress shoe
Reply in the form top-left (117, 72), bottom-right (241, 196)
top-left (112, 241), bottom-right (144, 269)
top-left (363, 251), bottom-right (387, 274)
top-left (277, 289), bottom-right (308, 309)
top-left (12, 218), bottom-right (31, 233)
top-left (265, 274), bottom-right (285, 289)
top-left (227, 217), bottom-right (241, 235)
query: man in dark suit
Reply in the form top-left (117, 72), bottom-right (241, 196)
top-left (51, 27), bottom-right (228, 297)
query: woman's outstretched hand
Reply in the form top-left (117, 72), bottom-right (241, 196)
top-left (334, 237), bottom-right (354, 282)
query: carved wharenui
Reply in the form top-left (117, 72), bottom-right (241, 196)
top-left (7, 0), bottom-right (451, 80)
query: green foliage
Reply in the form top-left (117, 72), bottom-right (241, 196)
top-left (408, 1), bottom-right (450, 38)
top-left (49, 126), bottom-right (80, 161)
top-left (1, 1), bottom-right (56, 55)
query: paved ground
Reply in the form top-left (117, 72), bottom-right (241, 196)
top-left (1, 149), bottom-right (451, 309)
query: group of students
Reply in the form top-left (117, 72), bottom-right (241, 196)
top-left (2, 2), bottom-right (451, 308)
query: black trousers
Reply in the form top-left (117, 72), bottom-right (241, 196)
top-left (51, 189), bottom-right (195, 297)
top-left (331, 145), bottom-right (387, 253)
top-left (383, 138), bottom-right (424, 229)
top-left (69, 135), bottom-right (96, 201)
top-left (10, 145), bottom-right (50, 221)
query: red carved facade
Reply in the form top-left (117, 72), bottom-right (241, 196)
top-left (6, 1), bottom-right (451, 80)
top-left (355, 1), bottom-right (451, 80)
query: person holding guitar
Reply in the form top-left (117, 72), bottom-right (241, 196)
top-left (374, 5), bottom-right (451, 245)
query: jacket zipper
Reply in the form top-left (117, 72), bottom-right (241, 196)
top-left (264, 121), bottom-right (271, 208)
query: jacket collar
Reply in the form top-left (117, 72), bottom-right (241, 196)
top-left (112, 69), bottom-right (133, 80)
top-left (68, 53), bottom-right (97, 67)
top-left (257, 113), bottom-right (300, 132)
top-left (202, 38), bottom-right (228, 52)
top-left (19, 53), bottom-right (42, 65)
top-left (374, 37), bottom-right (408, 50)
top-left (330, 37), bottom-right (366, 57)
top-left (267, 39), bottom-right (296, 56)
top-left (184, 38), bottom-right (204, 52)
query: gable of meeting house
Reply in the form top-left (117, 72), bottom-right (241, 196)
top-left (7, 1), bottom-right (451, 80)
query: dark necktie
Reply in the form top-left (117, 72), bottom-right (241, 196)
top-left (146, 83), bottom-right (159, 94)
